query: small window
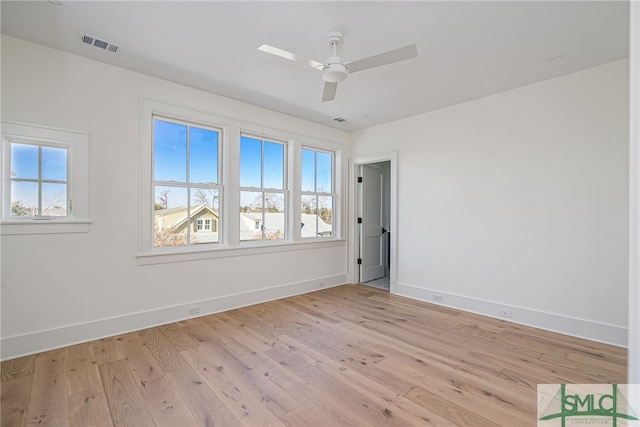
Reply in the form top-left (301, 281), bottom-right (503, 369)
top-left (1, 121), bottom-right (90, 235)
top-left (9, 142), bottom-right (69, 217)
top-left (301, 147), bottom-right (335, 238)
top-left (240, 135), bottom-right (286, 242)
top-left (153, 117), bottom-right (222, 247)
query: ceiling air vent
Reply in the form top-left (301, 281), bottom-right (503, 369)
top-left (80, 33), bottom-right (120, 54)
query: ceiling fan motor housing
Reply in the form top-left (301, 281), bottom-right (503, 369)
top-left (323, 31), bottom-right (348, 83)
top-left (323, 62), bottom-right (348, 82)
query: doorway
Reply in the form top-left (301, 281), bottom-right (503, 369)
top-left (357, 160), bottom-right (392, 291)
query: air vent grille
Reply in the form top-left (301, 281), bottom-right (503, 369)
top-left (80, 33), bottom-right (120, 54)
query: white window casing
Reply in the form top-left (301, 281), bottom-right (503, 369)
top-left (138, 97), bottom-right (344, 265)
top-left (1, 120), bottom-right (90, 235)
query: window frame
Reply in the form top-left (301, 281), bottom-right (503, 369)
top-left (1, 120), bottom-right (90, 235)
top-left (151, 115), bottom-right (223, 248)
top-left (138, 98), bottom-right (345, 265)
top-left (301, 146), bottom-right (336, 239)
top-left (239, 133), bottom-right (288, 243)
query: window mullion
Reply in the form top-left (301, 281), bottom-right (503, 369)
top-left (261, 141), bottom-right (266, 239)
top-left (38, 145), bottom-right (43, 216)
top-left (186, 125), bottom-right (191, 245)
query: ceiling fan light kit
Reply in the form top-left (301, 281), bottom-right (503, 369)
top-left (322, 63), bottom-right (348, 83)
top-left (259, 29), bottom-right (418, 102)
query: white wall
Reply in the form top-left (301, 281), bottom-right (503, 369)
top-left (0, 36), bottom-right (350, 360)
top-left (351, 59), bottom-right (630, 346)
top-left (628, 1), bottom-right (639, 384)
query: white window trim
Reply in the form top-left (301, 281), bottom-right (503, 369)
top-left (239, 133), bottom-right (288, 242)
top-left (301, 146), bottom-right (337, 239)
top-left (1, 120), bottom-right (90, 235)
top-left (152, 115), bottom-right (223, 247)
top-left (138, 97), bottom-right (344, 265)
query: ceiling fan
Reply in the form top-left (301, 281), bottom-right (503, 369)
top-left (258, 31), bottom-right (418, 102)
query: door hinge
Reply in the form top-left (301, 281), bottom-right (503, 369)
top-left (357, 217), bottom-right (362, 224)
top-left (382, 227), bottom-right (386, 234)
top-left (357, 258), bottom-right (362, 265)
top-left (357, 176), bottom-right (363, 183)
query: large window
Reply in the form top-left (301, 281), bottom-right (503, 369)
top-left (301, 147), bottom-right (335, 238)
top-left (153, 117), bottom-right (221, 247)
top-left (1, 121), bottom-right (90, 235)
top-left (239, 135), bottom-right (286, 241)
top-left (139, 98), bottom-right (343, 264)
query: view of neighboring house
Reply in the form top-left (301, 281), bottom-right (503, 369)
top-left (155, 205), bottom-right (333, 244)
top-left (154, 205), bottom-right (220, 244)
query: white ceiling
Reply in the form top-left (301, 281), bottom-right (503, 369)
top-left (1, 1), bottom-right (629, 132)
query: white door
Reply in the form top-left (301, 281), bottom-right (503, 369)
top-left (360, 164), bottom-right (385, 282)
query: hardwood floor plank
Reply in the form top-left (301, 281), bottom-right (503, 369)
top-left (66, 343), bottom-right (113, 427)
top-left (139, 374), bottom-right (200, 426)
top-left (276, 334), bottom-right (459, 426)
top-left (184, 319), bottom-right (300, 417)
top-left (180, 348), bottom-right (287, 426)
top-left (200, 311), bottom-right (276, 353)
top-left (92, 337), bottom-right (125, 366)
top-left (1, 374), bottom-right (33, 426)
top-left (25, 349), bottom-right (69, 427)
top-left (279, 406), bottom-right (332, 427)
top-left (98, 359), bottom-right (155, 426)
top-left (540, 351), bottom-right (626, 383)
top-left (166, 366), bottom-right (242, 427)
top-left (189, 322), bottom-right (305, 390)
top-left (467, 348), bottom-right (621, 385)
top-left (501, 323), bottom-right (627, 359)
top-left (1, 355), bottom-right (36, 382)
top-left (138, 327), bottom-right (188, 373)
top-left (158, 322), bottom-right (198, 352)
top-left (278, 297), bottom-right (342, 325)
top-left (115, 332), bottom-right (164, 388)
top-left (404, 385), bottom-right (501, 427)
top-left (226, 308), bottom-right (283, 339)
top-left (265, 342), bottom-right (417, 426)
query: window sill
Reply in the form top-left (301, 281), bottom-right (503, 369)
top-left (137, 238), bottom-right (346, 265)
top-left (0, 219), bottom-right (92, 235)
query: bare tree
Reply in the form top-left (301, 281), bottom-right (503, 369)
top-left (193, 188), bottom-right (211, 206)
top-left (157, 190), bottom-right (169, 210)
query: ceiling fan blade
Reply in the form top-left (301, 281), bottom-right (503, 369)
top-left (346, 44), bottom-right (418, 74)
top-left (321, 81), bottom-right (338, 102)
top-left (258, 44), bottom-right (325, 70)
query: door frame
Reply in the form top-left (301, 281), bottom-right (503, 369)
top-left (349, 151), bottom-right (397, 293)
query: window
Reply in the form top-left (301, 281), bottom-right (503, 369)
top-left (195, 218), bottom-right (213, 232)
top-left (139, 98), bottom-right (343, 264)
top-left (1, 121), bottom-right (90, 235)
top-left (153, 117), bottom-right (221, 247)
top-left (301, 147), bottom-right (335, 238)
top-left (239, 135), bottom-right (286, 242)
top-left (9, 142), bottom-right (68, 217)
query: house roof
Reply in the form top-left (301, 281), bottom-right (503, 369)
top-left (155, 205), bottom-right (218, 230)
top-left (157, 206), bottom-right (331, 238)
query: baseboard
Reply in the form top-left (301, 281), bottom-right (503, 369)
top-left (0, 274), bottom-right (348, 361)
top-left (396, 282), bottom-right (628, 348)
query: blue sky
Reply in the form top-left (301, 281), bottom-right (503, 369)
top-left (10, 143), bottom-right (67, 210)
top-left (153, 119), bottom-right (219, 184)
top-left (153, 119), bottom-right (333, 210)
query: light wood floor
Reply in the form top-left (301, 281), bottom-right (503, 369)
top-left (1, 284), bottom-right (627, 426)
